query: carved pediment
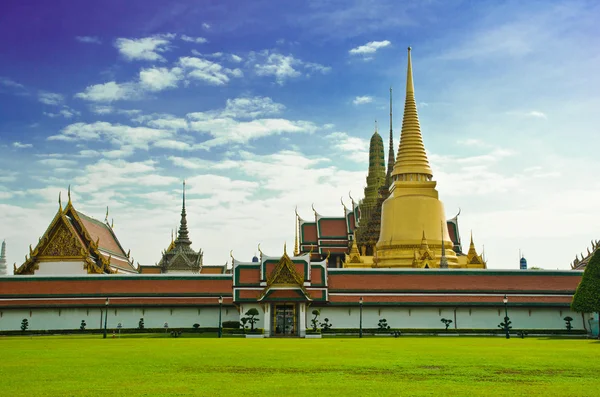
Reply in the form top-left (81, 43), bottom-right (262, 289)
top-left (259, 252), bottom-right (310, 301)
top-left (40, 221), bottom-right (84, 258)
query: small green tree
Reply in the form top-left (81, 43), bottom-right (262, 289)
top-left (571, 248), bottom-right (600, 339)
top-left (320, 318), bottom-right (332, 332)
top-left (193, 323), bottom-right (200, 330)
top-left (311, 309), bottom-right (321, 331)
top-left (245, 308), bottom-right (259, 332)
top-left (441, 318), bottom-right (453, 330)
top-left (378, 318), bottom-right (391, 331)
top-left (138, 318), bottom-right (145, 330)
top-left (80, 320), bottom-right (87, 331)
top-left (21, 319), bottom-right (29, 332)
top-left (564, 316), bottom-right (573, 331)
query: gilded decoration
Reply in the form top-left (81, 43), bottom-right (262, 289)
top-left (41, 222), bottom-right (83, 257)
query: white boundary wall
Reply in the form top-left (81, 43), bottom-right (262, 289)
top-left (1, 305), bottom-right (592, 333)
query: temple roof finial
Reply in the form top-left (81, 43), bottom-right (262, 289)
top-left (392, 46), bottom-right (433, 178)
top-left (67, 185), bottom-right (71, 204)
top-left (58, 191), bottom-right (62, 211)
top-left (175, 180), bottom-right (192, 246)
top-left (375, 119), bottom-right (378, 133)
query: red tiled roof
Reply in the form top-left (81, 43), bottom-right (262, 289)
top-left (319, 219), bottom-right (347, 237)
top-left (77, 212), bottom-right (126, 257)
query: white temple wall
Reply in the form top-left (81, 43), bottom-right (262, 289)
top-left (0, 307), bottom-right (239, 331)
top-left (0, 305), bottom-right (589, 332)
top-left (315, 306), bottom-right (587, 331)
top-left (35, 261), bottom-right (87, 275)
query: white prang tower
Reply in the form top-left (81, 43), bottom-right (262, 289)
top-left (0, 240), bottom-right (7, 275)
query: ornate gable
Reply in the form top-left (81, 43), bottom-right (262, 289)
top-left (16, 196), bottom-right (115, 275)
top-left (259, 249), bottom-right (310, 301)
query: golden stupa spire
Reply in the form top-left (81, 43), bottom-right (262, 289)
top-left (393, 47), bottom-right (433, 178)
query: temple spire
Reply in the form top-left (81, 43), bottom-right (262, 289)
top-left (393, 47), bottom-right (433, 178)
top-left (294, 212), bottom-right (299, 256)
top-left (175, 180), bottom-right (192, 246)
top-left (386, 87), bottom-right (395, 182)
top-left (0, 240), bottom-right (7, 275)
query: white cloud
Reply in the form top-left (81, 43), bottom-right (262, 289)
top-left (527, 111), bottom-right (547, 119)
top-left (12, 142), bottom-right (32, 149)
top-left (37, 158), bottom-right (78, 167)
top-left (38, 91), bottom-right (64, 105)
top-left (0, 77), bottom-right (25, 89)
top-left (76, 36), bottom-right (101, 44)
top-left (139, 67), bottom-right (183, 91)
top-left (325, 132), bottom-right (368, 163)
top-left (221, 96), bottom-right (285, 118)
top-left (179, 56), bottom-right (243, 86)
top-left (188, 117), bottom-right (318, 149)
top-left (181, 35), bottom-right (208, 44)
top-left (153, 140), bottom-right (194, 151)
top-left (202, 23), bottom-right (211, 30)
top-left (251, 51), bottom-right (330, 85)
top-left (230, 54), bottom-right (243, 63)
top-left (167, 156), bottom-right (211, 170)
top-left (44, 107), bottom-right (80, 119)
top-left (89, 105), bottom-right (114, 114)
top-left (353, 96), bottom-right (373, 105)
top-left (349, 40), bottom-right (391, 56)
top-left (75, 81), bottom-right (141, 102)
top-left (48, 122), bottom-right (173, 155)
top-left (114, 34), bottom-right (175, 62)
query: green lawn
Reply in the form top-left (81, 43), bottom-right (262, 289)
top-left (0, 335), bottom-right (598, 396)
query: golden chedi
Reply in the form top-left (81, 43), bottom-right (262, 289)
top-left (376, 47), bottom-right (464, 268)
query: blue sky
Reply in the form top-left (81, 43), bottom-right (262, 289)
top-left (1, 0), bottom-right (599, 271)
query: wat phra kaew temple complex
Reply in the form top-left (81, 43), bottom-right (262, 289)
top-left (0, 48), bottom-right (597, 337)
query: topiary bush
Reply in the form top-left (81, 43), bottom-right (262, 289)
top-left (222, 321), bottom-right (241, 329)
top-left (244, 308), bottom-right (260, 332)
top-left (21, 319), bottom-right (29, 332)
top-left (80, 320), bottom-right (86, 331)
top-left (138, 318), bottom-right (145, 330)
top-left (378, 319), bottom-right (391, 331)
top-left (320, 318), bottom-right (332, 332)
top-left (441, 318), bottom-right (453, 330)
top-left (564, 316), bottom-right (573, 331)
top-left (311, 309), bottom-right (321, 332)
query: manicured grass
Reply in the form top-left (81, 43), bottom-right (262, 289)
top-left (0, 335), bottom-right (598, 396)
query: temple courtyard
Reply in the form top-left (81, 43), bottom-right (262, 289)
top-left (0, 336), bottom-right (597, 396)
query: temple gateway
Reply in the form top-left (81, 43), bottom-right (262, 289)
top-left (0, 48), bottom-right (596, 337)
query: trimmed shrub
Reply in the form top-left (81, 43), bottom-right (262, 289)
top-left (222, 321), bottom-right (241, 329)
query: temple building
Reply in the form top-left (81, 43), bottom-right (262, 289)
top-left (143, 182), bottom-right (203, 274)
top-left (0, 240), bottom-right (7, 275)
top-left (296, 48), bottom-right (485, 269)
top-left (139, 182), bottom-right (226, 275)
top-left (13, 189), bottom-right (137, 275)
top-left (1, 47), bottom-right (595, 337)
top-left (570, 239), bottom-right (599, 270)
